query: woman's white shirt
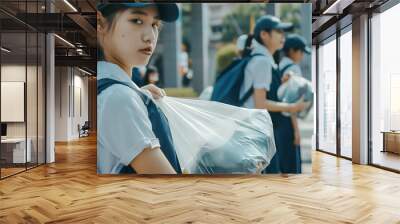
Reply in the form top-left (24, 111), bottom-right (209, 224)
top-left (97, 61), bottom-right (160, 174)
top-left (239, 40), bottom-right (277, 109)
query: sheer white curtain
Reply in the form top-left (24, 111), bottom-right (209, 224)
top-left (318, 38), bottom-right (337, 154)
top-left (340, 30), bottom-right (352, 158)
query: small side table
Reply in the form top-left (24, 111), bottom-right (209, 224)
top-left (381, 131), bottom-right (400, 154)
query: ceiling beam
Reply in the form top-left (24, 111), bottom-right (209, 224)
top-left (322, 0), bottom-right (356, 14)
top-left (67, 13), bottom-right (96, 39)
top-left (55, 55), bottom-right (96, 71)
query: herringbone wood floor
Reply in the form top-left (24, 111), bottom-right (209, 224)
top-left (0, 135), bottom-right (399, 224)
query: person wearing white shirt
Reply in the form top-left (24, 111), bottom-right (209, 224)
top-left (277, 34), bottom-right (311, 173)
top-left (97, 3), bottom-right (180, 174)
top-left (238, 16), bottom-right (307, 173)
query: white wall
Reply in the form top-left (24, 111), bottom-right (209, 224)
top-left (54, 67), bottom-right (89, 141)
top-left (71, 73), bottom-right (89, 138)
top-left (1, 64), bottom-right (46, 164)
top-left (1, 65), bottom-right (36, 138)
top-left (55, 66), bottom-right (68, 141)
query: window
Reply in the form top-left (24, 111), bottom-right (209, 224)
top-left (371, 3), bottom-right (400, 171)
top-left (317, 36), bottom-right (337, 154)
top-left (339, 28), bottom-right (352, 158)
top-left (0, 0), bottom-right (47, 179)
top-left (312, 45), bottom-right (317, 150)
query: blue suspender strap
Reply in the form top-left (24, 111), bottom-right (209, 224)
top-left (97, 78), bottom-right (182, 174)
top-left (238, 53), bottom-right (266, 106)
top-left (98, 78), bottom-right (150, 104)
top-left (280, 63), bottom-right (295, 78)
top-left (97, 78), bottom-right (129, 95)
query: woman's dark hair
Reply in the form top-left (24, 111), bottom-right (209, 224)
top-left (273, 49), bottom-right (283, 65)
top-left (97, 4), bottom-right (129, 60)
top-left (143, 65), bottom-right (159, 85)
top-left (254, 28), bottom-right (271, 45)
top-left (244, 32), bottom-right (282, 64)
top-left (241, 34), bottom-right (254, 58)
top-left (283, 46), bottom-right (302, 56)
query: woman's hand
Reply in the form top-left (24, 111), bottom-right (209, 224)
top-left (141, 84), bottom-right (166, 99)
top-left (288, 97), bottom-right (308, 113)
top-left (281, 71), bottom-right (293, 83)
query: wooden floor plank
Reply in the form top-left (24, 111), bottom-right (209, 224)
top-left (0, 135), bottom-right (399, 223)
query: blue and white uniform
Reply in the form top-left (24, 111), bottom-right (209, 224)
top-left (97, 61), bottom-right (160, 174)
top-left (239, 40), bottom-right (275, 109)
top-left (279, 56), bottom-right (303, 77)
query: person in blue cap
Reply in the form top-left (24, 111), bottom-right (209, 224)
top-left (278, 34), bottom-right (311, 174)
top-left (238, 15), bottom-right (307, 174)
top-left (280, 34), bottom-right (311, 80)
top-left (96, 3), bottom-right (180, 174)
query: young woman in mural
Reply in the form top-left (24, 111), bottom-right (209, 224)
top-left (239, 15), bottom-right (307, 173)
top-left (96, 3), bottom-right (181, 174)
top-left (278, 34), bottom-right (311, 173)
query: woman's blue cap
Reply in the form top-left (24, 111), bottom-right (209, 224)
top-left (97, 2), bottom-right (179, 22)
top-left (283, 34), bottom-right (311, 54)
top-left (254, 15), bottom-right (293, 35)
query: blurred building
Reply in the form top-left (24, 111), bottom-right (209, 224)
top-left (155, 3), bottom-right (312, 93)
top-left (208, 4), bottom-right (238, 42)
top-left (208, 4), bottom-right (240, 87)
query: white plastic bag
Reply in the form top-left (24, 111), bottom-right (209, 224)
top-left (155, 97), bottom-right (276, 174)
top-left (277, 75), bottom-right (314, 118)
top-left (198, 86), bottom-right (214, 101)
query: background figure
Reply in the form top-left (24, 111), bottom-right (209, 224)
top-left (180, 43), bottom-right (192, 87)
top-left (143, 65), bottom-right (160, 86)
top-left (234, 15), bottom-right (306, 174)
top-left (278, 34), bottom-right (311, 174)
top-left (280, 34), bottom-right (310, 79)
